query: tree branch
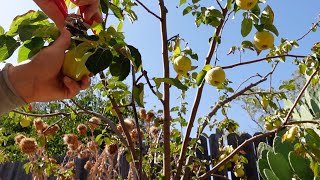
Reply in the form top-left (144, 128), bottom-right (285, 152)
top-left (142, 69), bottom-right (165, 105)
top-left (283, 67), bottom-right (319, 124)
top-left (158, 0), bottom-right (171, 178)
top-left (222, 54), bottom-right (306, 69)
top-left (136, 0), bottom-right (161, 20)
top-left (174, 7), bottom-right (229, 180)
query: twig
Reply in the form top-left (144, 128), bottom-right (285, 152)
top-left (12, 110), bottom-right (72, 117)
top-left (158, 0), bottom-right (171, 178)
top-left (70, 99), bottom-right (129, 147)
top-left (174, 7), bottom-right (229, 180)
top-left (42, 117), bottom-right (64, 133)
top-left (283, 67), bottom-right (319, 124)
top-left (286, 120), bottom-right (320, 125)
top-left (136, 0), bottom-right (161, 20)
top-left (296, 20), bottom-right (320, 41)
top-left (216, 0), bottom-right (223, 10)
top-left (199, 130), bottom-right (276, 179)
top-left (222, 54), bottom-right (306, 69)
top-left (131, 65), bottom-right (144, 179)
top-left (142, 69), bottom-right (165, 105)
top-left (233, 74), bottom-right (260, 93)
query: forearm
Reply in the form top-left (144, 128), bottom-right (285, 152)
top-left (0, 64), bottom-right (27, 116)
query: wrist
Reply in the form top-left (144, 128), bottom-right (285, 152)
top-left (7, 61), bottom-right (35, 103)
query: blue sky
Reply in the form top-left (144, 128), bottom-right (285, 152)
top-left (1, 0), bottom-right (319, 134)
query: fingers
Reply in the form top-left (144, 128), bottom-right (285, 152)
top-left (80, 75), bottom-right (91, 90)
top-left (81, 4), bottom-right (101, 22)
top-left (71, 0), bottom-right (98, 6)
top-left (63, 76), bottom-right (81, 98)
top-left (34, 0), bottom-right (66, 29)
top-left (52, 28), bottom-right (71, 50)
top-left (63, 75), bottom-right (91, 98)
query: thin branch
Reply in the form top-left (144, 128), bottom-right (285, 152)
top-left (286, 120), bottom-right (320, 125)
top-left (199, 130), bottom-right (277, 179)
top-left (142, 69), bottom-right (165, 105)
top-left (42, 117), bottom-right (64, 133)
top-left (296, 20), bottom-right (320, 41)
top-left (283, 67), bottom-right (319, 124)
top-left (174, 7), bottom-right (229, 180)
top-left (222, 54), bottom-right (306, 69)
top-left (234, 74), bottom-right (260, 93)
top-left (12, 110), bottom-right (72, 117)
top-left (99, 73), bottom-right (139, 177)
top-left (216, 0), bottom-right (223, 10)
top-left (158, 0), bottom-right (171, 178)
top-left (136, 0), bottom-right (161, 20)
top-left (131, 65), bottom-right (144, 179)
top-left (70, 99), bottom-right (129, 147)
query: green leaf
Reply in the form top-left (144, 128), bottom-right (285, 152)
top-left (101, 0), bottom-right (109, 13)
top-left (288, 151), bottom-right (313, 180)
top-left (196, 70), bottom-right (207, 86)
top-left (264, 169), bottom-right (279, 180)
top-left (258, 159), bottom-right (270, 180)
top-left (133, 83), bottom-right (144, 107)
top-left (265, 24), bottom-right (279, 36)
top-left (128, 45), bottom-right (142, 72)
top-left (241, 40), bottom-right (254, 50)
top-left (183, 6), bottom-right (192, 16)
top-left (18, 37), bottom-right (44, 62)
top-left (0, 35), bottom-right (20, 61)
top-left (180, 0), bottom-right (187, 6)
top-left (267, 151), bottom-right (293, 180)
top-left (241, 18), bottom-right (253, 37)
top-left (110, 4), bottom-right (124, 21)
top-left (6, 10), bottom-right (48, 36)
top-left (299, 64), bottom-right (307, 74)
top-left (227, 0), bottom-right (233, 10)
top-left (85, 48), bottom-right (113, 75)
top-left (261, 5), bottom-right (274, 25)
top-left (154, 78), bottom-right (188, 91)
top-left (0, 26), bottom-right (4, 35)
top-left (110, 56), bottom-right (131, 81)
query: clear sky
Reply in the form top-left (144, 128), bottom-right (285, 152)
top-left (1, 0), bottom-right (319, 134)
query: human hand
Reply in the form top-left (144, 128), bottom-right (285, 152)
top-left (33, 0), bottom-right (102, 30)
top-left (8, 28), bottom-right (91, 103)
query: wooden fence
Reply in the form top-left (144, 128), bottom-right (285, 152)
top-left (0, 130), bottom-right (273, 180)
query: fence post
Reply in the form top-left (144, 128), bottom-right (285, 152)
top-left (239, 133), bottom-right (259, 180)
top-left (209, 129), bottom-right (227, 179)
top-left (227, 133), bottom-right (240, 180)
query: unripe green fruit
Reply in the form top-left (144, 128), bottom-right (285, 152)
top-left (20, 117), bottom-right (32, 128)
top-left (173, 56), bottom-right (192, 75)
top-left (205, 67), bottom-right (226, 86)
top-left (253, 31), bottom-right (275, 50)
top-left (236, 0), bottom-right (258, 10)
top-left (62, 50), bottom-right (92, 81)
top-left (273, 119), bottom-right (282, 128)
top-left (234, 167), bottom-right (245, 177)
top-left (261, 97), bottom-right (269, 109)
top-left (264, 122), bottom-right (273, 131)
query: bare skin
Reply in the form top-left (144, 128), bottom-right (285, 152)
top-left (6, 0), bottom-right (102, 103)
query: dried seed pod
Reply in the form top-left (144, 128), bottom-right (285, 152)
top-left (106, 143), bottom-right (118, 155)
top-left (130, 129), bottom-right (143, 142)
top-left (65, 161), bottom-right (75, 169)
top-left (145, 111), bottom-right (155, 123)
top-left (68, 143), bottom-right (79, 151)
top-left (14, 134), bottom-right (26, 144)
top-left (88, 117), bottom-right (101, 130)
top-left (149, 126), bottom-right (159, 136)
top-left (117, 124), bottom-right (123, 133)
top-left (63, 134), bottom-right (78, 145)
top-left (139, 108), bottom-right (147, 120)
top-left (124, 118), bottom-right (135, 131)
top-left (77, 124), bottom-right (88, 135)
top-left (84, 161), bottom-right (93, 171)
top-left (87, 141), bottom-right (98, 151)
top-left (19, 138), bottom-right (37, 154)
top-left (33, 118), bottom-right (45, 132)
top-left (44, 125), bottom-right (60, 136)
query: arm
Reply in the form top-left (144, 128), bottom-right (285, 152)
top-left (0, 29), bottom-right (90, 116)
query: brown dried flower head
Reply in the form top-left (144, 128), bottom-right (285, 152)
top-left (63, 134), bottom-right (78, 145)
top-left (146, 111), bottom-right (155, 123)
top-left (139, 108), bottom-right (147, 119)
top-left (77, 124), bottom-right (88, 135)
top-left (84, 161), bottom-right (93, 171)
top-left (87, 141), bottom-right (98, 151)
top-left (15, 134), bottom-right (26, 144)
top-left (88, 117), bottom-right (101, 130)
top-left (106, 143), bottom-right (118, 155)
top-left (130, 129), bottom-right (143, 142)
top-left (117, 124), bottom-right (123, 133)
top-left (65, 161), bottom-right (75, 169)
top-left (124, 118), bottom-right (136, 131)
top-left (44, 125), bottom-right (60, 136)
top-left (68, 143), bottom-right (79, 151)
top-left (19, 138), bottom-right (37, 154)
top-left (149, 126), bottom-right (159, 136)
top-left (33, 118), bottom-right (45, 132)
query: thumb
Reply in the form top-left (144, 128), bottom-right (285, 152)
top-left (52, 28), bottom-right (71, 50)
